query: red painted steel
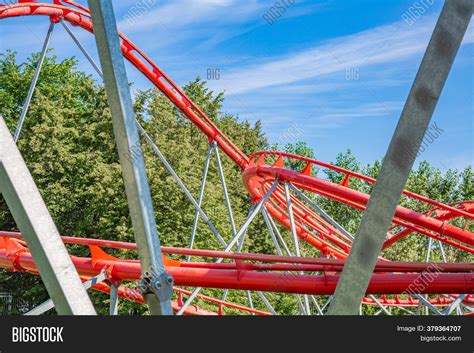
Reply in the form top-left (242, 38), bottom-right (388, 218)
top-left (2, 232), bottom-right (474, 273)
top-left (244, 152), bottom-right (474, 256)
top-left (0, 238), bottom-right (472, 295)
top-left (1, 1), bottom-right (473, 313)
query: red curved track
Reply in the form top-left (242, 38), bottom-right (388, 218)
top-left (0, 1), bottom-right (473, 314)
top-left (1, 232), bottom-right (473, 312)
top-left (244, 151), bottom-right (474, 257)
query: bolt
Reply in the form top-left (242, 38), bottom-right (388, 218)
top-left (137, 279), bottom-right (148, 293)
top-left (151, 279), bottom-right (162, 291)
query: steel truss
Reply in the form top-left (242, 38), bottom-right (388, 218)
top-left (0, 0), bottom-right (472, 316)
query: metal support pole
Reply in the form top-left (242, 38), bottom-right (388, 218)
top-left (222, 206), bottom-right (254, 303)
top-left (87, 0), bottom-right (173, 315)
top-left (426, 237), bottom-right (433, 261)
top-left (321, 296), bottom-right (333, 312)
top-left (328, 0), bottom-right (472, 315)
top-left (283, 183), bottom-right (310, 315)
top-left (236, 213), bottom-right (258, 309)
top-left (245, 291), bottom-right (255, 315)
top-left (369, 295), bottom-right (391, 316)
top-left (177, 180), bottom-right (279, 315)
top-left (415, 294), bottom-right (441, 315)
top-left (213, 143), bottom-right (237, 237)
top-left (25, 271), bottom-right (107, 316)
top-left (263, 206), bottom-right (308, 315)
top-left (284, 183), bottom-right (301, 257)
top-left (262, 207), bottom-right (306, 314)
top-left (443, 294), bottom-right (466, 315)
top-left (444, 295), bottom-right (472, 313)
top-left (187, 144), bottom-right (213, 261)
top-left (262, 207), bottom-right (283, 255)
top-left (422, 237), bottom-right (434, 315)
top-left (311, 296), bottom-right (324, 315)
top-left (61, 21), bottom-right (104, 80)
top-left (374, 308), bottom-right (383, 316)
top-left (256, 291), bottom-right (277, 315)
top-left (289, 183), bottom-right (354, 241)
top-left (397, 306), bottom-right (415, 315)
top-left (425, 238), bottom-right (434, 314)
top-left (222, 180), bottom-right (280, 253)
top-left (136, 123), bottom-right (227, 248)
top-left (236, 206), bottom-right (255, 253)
top-left (221, 206), bottom-right (252, 302)
top-left (14, 22), bottom-right (55, 142)
top-left (438, 240), bottom-right (447, 262)
top-left (109, 284), bottom-right (119, 315)
top-left (0, 117), bottom-right (96, 315)
top-left (221, 290), bottom-right (229, 302)
top-left (263, 207), bottom-right (292, 255)
top-left (416, 301), bottom-right (422, 315)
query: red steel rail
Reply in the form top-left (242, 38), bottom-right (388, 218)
top-left (0, 236), bottom-right (472, 296)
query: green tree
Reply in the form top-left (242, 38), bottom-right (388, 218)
top-left (0, 51), bottom-right (272, 314)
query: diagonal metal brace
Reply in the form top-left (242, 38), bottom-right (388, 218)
top-left (87, 0), bottom-right (173, 315)
top-left (25, 271), bottom-right (108, 316)
top-left (0, 117), bottom-right (96, 315)
top-left (328, 0), bottom-right (473, 315)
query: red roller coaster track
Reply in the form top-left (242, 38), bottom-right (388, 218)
top-left (0, 1), bottom-right (472, 315)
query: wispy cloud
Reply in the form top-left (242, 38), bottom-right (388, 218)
top-left (116, 0), bottom-right (324, 52)
top-left (312, 101), bottom-right (404, 124)
top-left (208, 14), bottom-right (474, 95)
top-left (118, 0), bottom-right (264, 32)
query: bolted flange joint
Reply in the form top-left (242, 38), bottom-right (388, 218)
top-left (138, 270), bottom-right (174, 303)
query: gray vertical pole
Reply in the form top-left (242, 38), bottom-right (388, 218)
top-left (0, 117), bottom-right (96, 315)
top-left (423, 238), bottom-right (433, 315)
top-left (425, 237), bottom-right (433, 262)
top-left (187, 144), bottom-right (213, 261)
top-left (109, 285), bottom-right (119, 315)
top-left (87, 0), bottom-right (173, 315)
top-left (213, 143), bottom-right (237, 237)
top-left (284, 183), bottom-right (301, 257)
top-left (328, 0), bottom-right (472, 315)
top-left (283, 183), bottom-right (311, 315)
top-left (438, 240), bottom-right (447, 262)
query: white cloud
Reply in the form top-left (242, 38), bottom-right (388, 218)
top-left (118, 0), bottom-right (266, 32)
top-left (208, 14), bottom-right (474, 95)
top-left (116, 0), bottom-right (325, 52)
top-left (313, 101), bottom-right (404, 123)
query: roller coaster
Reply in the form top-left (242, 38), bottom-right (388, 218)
top-left (0, 1), bottom-right (472, 315)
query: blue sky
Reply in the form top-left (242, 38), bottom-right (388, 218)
top-left (1, 0), bottom-right (472, 170)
